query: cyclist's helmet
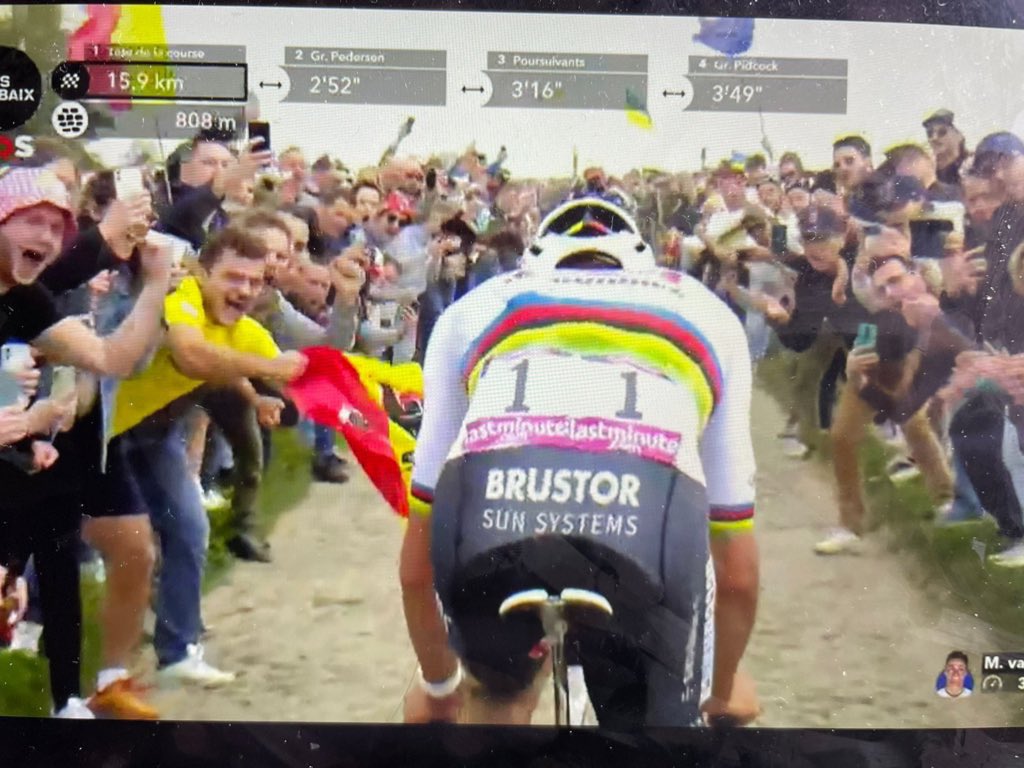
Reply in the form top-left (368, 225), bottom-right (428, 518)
top-left (526, 198), bottom-right (655, 271)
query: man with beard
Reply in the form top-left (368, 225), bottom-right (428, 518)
top-left (107, 227), bottom-right (307, 685)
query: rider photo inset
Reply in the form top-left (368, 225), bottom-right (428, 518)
top-left (935, 652), bottom-right (974, 700)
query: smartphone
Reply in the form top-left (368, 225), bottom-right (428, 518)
top-left (0, 343), bottom-right (32, 372)
top-left (771, 223), bottom-right (788, 256)
top-left (0, 369), bottom-right (25, 408)
top-left (854, 322), bottom-right (878, 351)
top-left (248, 120), bottom-right (271, 153)
top-left (113, 167), bottom-right (146, 200)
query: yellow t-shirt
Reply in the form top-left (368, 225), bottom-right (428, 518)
top-left (111, 277), bottom-right (280, 437)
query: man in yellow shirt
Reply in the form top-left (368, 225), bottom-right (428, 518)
top-left (109, 226), bottom-right (306, 686)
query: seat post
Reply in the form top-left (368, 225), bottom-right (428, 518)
top-left (499, 588), bottom-right (613, 727)
top-left (539, 598), bottom-right (571, 726)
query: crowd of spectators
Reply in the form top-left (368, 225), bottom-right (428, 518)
top-left (1, 105), bottom-right (1023, 721)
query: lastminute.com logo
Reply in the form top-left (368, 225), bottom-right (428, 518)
top-left (0, 135), bottom-right (36, 163)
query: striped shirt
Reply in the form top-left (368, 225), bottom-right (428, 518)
top-left (410, 266), bottom-right (756, 533)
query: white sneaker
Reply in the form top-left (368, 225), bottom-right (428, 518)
top-left (201, 488), bottom-right (229, 511)
top-left (779, 435), bottom-right (810, 459)
top-left (10, 621), bottom-right (42, 654)
top-left (814, 527), bottom-right (861, 555)
top-left (989, 542), bottom-right (1024, 568)
top-left (158, 643), bottom-right (236, 687)
top-left (54, 697), bottom-right (96, 719)
top-left (886, 458), bottom-right (920, 484)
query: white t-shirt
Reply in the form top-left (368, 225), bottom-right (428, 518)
top-left (936, 687), bottom-right (972, 698)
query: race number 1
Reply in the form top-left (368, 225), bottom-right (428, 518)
top-left (503, 359), bottom-right (643, 421)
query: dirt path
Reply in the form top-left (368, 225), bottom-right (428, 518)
top-left (148, 387), bottom-right (1024, 727)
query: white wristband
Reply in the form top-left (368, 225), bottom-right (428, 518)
top-left (417, 663), bottom-right (464, 699)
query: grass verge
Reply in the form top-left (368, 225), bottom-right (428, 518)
top-left (757, 352), bottom-right (1024, 641)
top-left (0, 428), bottom-right (313, 717)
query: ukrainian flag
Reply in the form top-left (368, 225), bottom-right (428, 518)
top-left (625, 87), bottom-right (653, 130)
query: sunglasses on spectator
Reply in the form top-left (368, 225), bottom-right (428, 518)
top-left (926, 126), bottom-right (950, 140)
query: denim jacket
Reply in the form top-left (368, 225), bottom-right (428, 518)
top-left (91, 263), bottom-right (163, 467)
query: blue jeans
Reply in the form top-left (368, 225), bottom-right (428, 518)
top-left (121, 419), bottom-right (209, 667)
top-left (313, 423), bottom-right (334, 458)
top-left (744, 312), bottom-right (771, 364)
top-left (950, 448), bottom-right (985, 521)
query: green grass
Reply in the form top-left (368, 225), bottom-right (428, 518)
top-left (0, 428), bottom-right (313, 717)
top-left (757, 352), bottom-right (1024, 641)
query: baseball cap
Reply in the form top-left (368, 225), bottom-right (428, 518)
top-left (973, 131), bottom-right (1024, 175)
top-left (797, 204), bottom-right (845, 241)
top-left (884, 175), bottom-right (927, 208)
top-left (0, 167), bottom-right (75, 230)
top-left (923, 108), bottom-right (955, 128)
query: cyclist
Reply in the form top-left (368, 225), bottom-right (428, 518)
top-left (399, 199), bottom-right (760, 728)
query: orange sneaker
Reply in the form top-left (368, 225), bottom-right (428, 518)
top-left (88, 678), bottom-right (159, 720)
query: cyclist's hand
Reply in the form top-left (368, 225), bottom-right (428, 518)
top-left (702, 668), bottom-right (760, 727)
top-left (403, 684), bottom-right (463, 724)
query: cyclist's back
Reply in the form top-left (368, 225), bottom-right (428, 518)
top-left (402, 200), bottom-right (758, 728)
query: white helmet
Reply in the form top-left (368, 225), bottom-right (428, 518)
top-left (525, 198), bottom-right (656, 272)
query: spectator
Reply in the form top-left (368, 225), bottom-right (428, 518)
top-left (832, 135), bottom-right (874, 196)
top-left (277, 146), bottom-right (308, 204)
top-left (0, 167), bottom-right (172, 719)
top-left (415, 216), bottom-right (476, 360)
top-left (352, 180), bottom-right (383, 224)
top-left (244, 211), bottom-right (362, 486)
top-left (107, 227), bottom-right (306, 684)
top-left (961, 168), bottom-right (1004, 248)
top-left (779, 151), bottom-right (807, 190)
top-left (357, 254), bottom-right (419, 361)
top-left (787, 185), bottom-right (812, 214)
top-left (304, 189), bottom-right (357, 263)
top-left (924, 109), bottom-right (971, 185)
top-left (765, 205), bottom-right (871, 518)
top-left (882, 143), bottom-right (962, 202)
top-left (310, 155), bottom-right (341, 199)
top-left (744, 153), bottom-right (769, 187)
top-left (817, 229), bottom-right (954, 554)
top-left (160, 137), bottom-right (272, 250)
top-left (973, 132), bottom-right (1024, 353)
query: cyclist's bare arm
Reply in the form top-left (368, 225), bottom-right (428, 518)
top-left (401, 306), bottom-right (471, 685)
top-left (699, 315), bottom-right (759, 710)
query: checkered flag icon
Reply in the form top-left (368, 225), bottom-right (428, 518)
top-left (60, 72), bottom-right (80, 90)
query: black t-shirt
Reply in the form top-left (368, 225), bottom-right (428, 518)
top-left (0, 282), bottom-right (63, 346)
top-left (776, 244), bottom-right (871, 353)
top-left (0, 283), bottom-right (80, 508)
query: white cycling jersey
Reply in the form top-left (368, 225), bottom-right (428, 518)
top-left (411, 266), bottom-right (757, 533)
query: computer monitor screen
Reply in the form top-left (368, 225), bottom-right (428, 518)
top-left (0, 4), bottom-right (1022, 731)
